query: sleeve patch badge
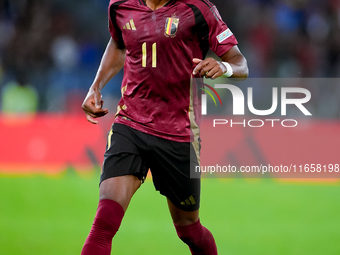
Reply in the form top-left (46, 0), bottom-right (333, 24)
top-left (217, 28), bottom-right (233, 43)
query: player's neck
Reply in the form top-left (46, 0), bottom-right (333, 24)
top-left (144, 0), bottom-right (170, 10)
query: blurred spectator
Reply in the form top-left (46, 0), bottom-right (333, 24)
top-left (1, 0), bottom-right (52, 110)
top-left (51, 36), bottom-right (80, 71)
top-left (1, 71), bottom-right (38, 114)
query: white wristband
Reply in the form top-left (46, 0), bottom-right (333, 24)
top-left (222, 62), bottom-right (233, 78)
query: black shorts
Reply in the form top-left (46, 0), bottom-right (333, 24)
top-left (101, 123), bottom-right (201, 211)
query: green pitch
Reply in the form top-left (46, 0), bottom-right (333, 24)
top-left (0, 171), bottom-right (340, 255)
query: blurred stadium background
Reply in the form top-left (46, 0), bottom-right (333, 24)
top-left (1, 0), bottom-right (340, 254)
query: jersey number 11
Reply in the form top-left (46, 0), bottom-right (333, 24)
top-left (142, 42), bottom-right (157, 68)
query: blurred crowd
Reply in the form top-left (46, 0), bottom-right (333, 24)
top-left (0, 0), bottom-right (340, 117)
top-left (0, 0), bottom-right (122, 113)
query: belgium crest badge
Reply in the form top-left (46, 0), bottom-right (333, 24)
top-left (164, 17), bottom-right (179, 37)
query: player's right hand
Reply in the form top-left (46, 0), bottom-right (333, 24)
top-left (82, 88), bottom-right (109, 124)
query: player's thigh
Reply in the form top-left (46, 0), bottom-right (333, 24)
top-left (150, 139), bottom-right (201, 212)
top-left (100, 125), bottom-right (149, 211)
top-left (167, 198), bottom-right (199, 226)
top-left (100, 175), bottom-right (141, 211)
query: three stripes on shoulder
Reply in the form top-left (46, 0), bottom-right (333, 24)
top-left (123, 19), bottom-right (136, 30)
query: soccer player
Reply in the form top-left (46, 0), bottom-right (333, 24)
top-left (81, 0), bottom-right (248, 254)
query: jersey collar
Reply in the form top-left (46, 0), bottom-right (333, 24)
top-left (138, 0), bottom-right (177, 7)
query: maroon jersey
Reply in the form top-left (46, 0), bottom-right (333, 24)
top-left (109, 0), bottom-right (237, 142)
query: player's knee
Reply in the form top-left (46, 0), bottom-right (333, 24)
top-left (98, 195), bottom-right (127, 210)
top-left (99, 175), bottom-right (141, 210)
top-left (87, 199), bottom-right (125, 246)
top-left (173, 217), bottom-right (197, 227)
top-left (93, 216), bottom-right (117, 236)
top-left (174, 218), bottom-right (201, 243)
top-left (175, 224), bottom-right (201, 246)
top-left (95, 199), bottom-right (125, 230)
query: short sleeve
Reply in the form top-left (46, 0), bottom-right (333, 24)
top-left (203, 4), bottom-right (238, 57)
top-left (108, 3), bottom-right (125, 49)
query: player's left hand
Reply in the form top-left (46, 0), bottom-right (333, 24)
top-left (192, 58), bottom-right (227, 79)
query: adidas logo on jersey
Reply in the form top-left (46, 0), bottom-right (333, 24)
top-left (123, 19), bottom-right (136, 30)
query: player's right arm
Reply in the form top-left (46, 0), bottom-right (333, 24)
top-left (82, 38), bottom-right (126, 124)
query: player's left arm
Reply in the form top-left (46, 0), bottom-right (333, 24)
top-left (193, 45), bottom-right (248, 80)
